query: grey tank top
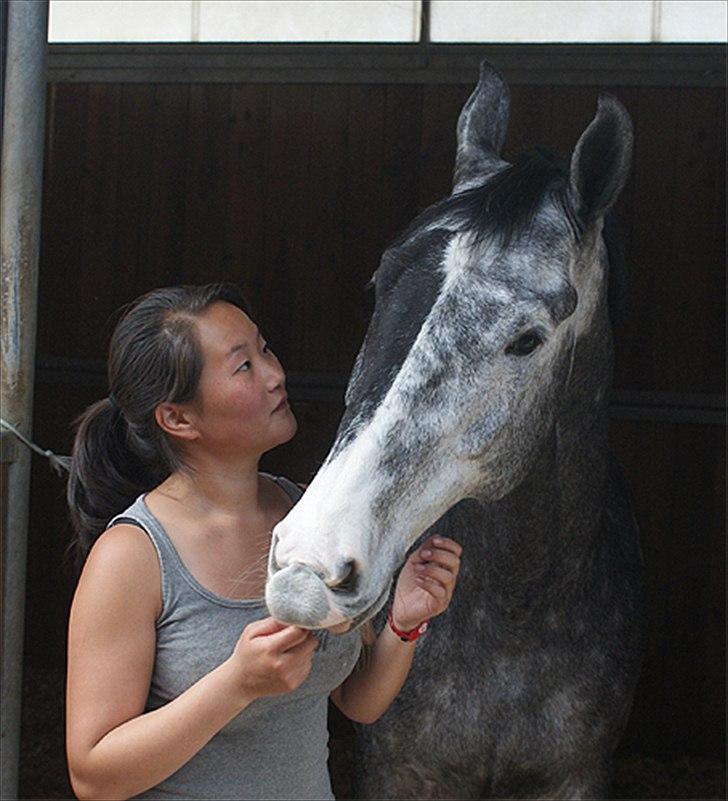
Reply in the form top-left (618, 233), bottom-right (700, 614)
top-left (107, 473), bottom-right (361, 801)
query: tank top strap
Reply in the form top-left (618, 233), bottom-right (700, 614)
top-left (106, 494), bottom-right (180, 620)
top-left (261, 472), bottom-right (305, 503)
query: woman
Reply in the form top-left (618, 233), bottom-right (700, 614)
top-left (65, 283), bottom-right (462, 800)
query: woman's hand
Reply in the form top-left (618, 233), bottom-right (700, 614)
top-left (390, 536), bottom-right (462, 632)
top-left (226, 617), bottom-right (318, 703)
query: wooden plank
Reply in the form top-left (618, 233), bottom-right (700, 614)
top-left (670, 422), bottom-right (726, 756)
top-left (294, 84), bottom-right (351, 372)
top-left (145, 83), bottom-right (191, 283)
top-left (343, 84), bottom-right (386, 354)
top-left (379, 85), bottom-right (424, 245)
top-left (37, 84), bottom-right (89, 357)
top-left (614, 87), bottom-right (681, 392)
top-left (180, 83), bottom-right (232, 283)
top-left (76, 84), bottom-right (122, 357)
top-left (611, 419), bottom-right (725, 758)
top-left (114, 84), bottom-right (157, 303)
top-left (664, 87), bottom-right (725, 394)
top-left (261, 84), bottom-right (313, 365)
top-left (225, 84), bottom-right (270, 308)
top-left (30, 355), bottom-right (728, 424)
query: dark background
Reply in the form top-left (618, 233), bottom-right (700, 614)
top-left (19, 44), bottom-right (725, 798)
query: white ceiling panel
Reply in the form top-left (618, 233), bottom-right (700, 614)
top-left (431, 0), bottom-right (654, 42)
top-left (50, 0), bottom-right (193, 42)
top-left (198, 0), bottom-right (420, 42)
top-left (659, 0), bottom-right (727, 41)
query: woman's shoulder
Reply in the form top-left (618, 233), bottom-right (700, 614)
top-left (93, 520), bottom-right (155, 559)
top-left (77, 522), bottom-right (162, 617)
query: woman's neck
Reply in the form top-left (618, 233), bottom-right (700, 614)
top-left (158, 459), bottom-right (265, 521)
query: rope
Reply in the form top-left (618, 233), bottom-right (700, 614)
top-left (0, 417), bottom-right (71, 475)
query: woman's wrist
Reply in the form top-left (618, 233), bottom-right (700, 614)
top-left (381, 619), bottom-right (418, 647)
top-left (387, 607), bottom-right (429, 641)
top-left (391, 614), bottom-right (420, 632)
top-left (217, 658), bottom-right (257, 712)
top-left (389, 604), bottom-right (426, 633)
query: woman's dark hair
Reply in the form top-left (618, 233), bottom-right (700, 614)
top-left (67, 283), bottom-right (252, 563)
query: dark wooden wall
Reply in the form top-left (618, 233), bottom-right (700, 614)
top-left (24, 65), bottom-right (724, 763)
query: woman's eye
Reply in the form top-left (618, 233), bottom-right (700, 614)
top-left (236, 361), bottom-right (251, 372)
top-left (506, 331), bottom-right (544, 356)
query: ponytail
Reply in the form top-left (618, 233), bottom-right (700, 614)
top-left (66, 283), bottom-right (252, 567)
top-left (67, 398), bottom-right (161, 563)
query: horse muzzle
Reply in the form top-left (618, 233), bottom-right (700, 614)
top-left (265, 562), bottom-right (349, 629)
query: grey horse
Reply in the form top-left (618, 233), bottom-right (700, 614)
top-left (266, 61), bottom-right (645, 800)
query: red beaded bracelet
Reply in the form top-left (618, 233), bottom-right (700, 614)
top-left (387, 608), bottom-right (429, 642)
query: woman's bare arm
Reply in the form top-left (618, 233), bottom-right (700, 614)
top-left (330, 537), bottom-right (462, 725)
top-left (330, 624), bottom-right (417, 724)
top-left (66, 525), bottom-right (316, 801)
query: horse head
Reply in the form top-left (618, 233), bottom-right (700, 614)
top-left (265, 61), bottom-right (633, 631)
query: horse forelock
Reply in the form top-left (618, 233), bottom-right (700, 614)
top-left (392, 148), bottom-right (581, 253)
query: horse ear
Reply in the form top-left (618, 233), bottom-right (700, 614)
top-left (568, 93), bottom-right (633, 228)
top-left (453, 60), bottom-right (510, 192)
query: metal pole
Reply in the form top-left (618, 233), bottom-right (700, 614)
top-left (1, 2), bottom-right (49, 799)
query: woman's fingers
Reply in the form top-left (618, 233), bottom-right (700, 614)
top-left (416, 537), bottom-right (462, 558)
top-left (246, 616), bottom-right (290, 637)
top-left (415, 563), bottom-right (457, 587)
top-left (426, 550), bottom-right (460, 573)
top-left (283, 634), bottom-right (319, 658)
top-left (428, 536), bottom-right (463, 556)
top-left (411, 566), bottom-right (457, 603)
top-left (414, 544), bottom-right (461, 574)
top-left (265, 624), bottom-right (313, 652)
top-left (415, 574), bottom-right (448, 598)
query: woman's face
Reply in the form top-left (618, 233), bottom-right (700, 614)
top-left (188, 301), bottom-right (297, 460)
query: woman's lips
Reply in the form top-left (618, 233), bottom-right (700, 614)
top-left (272, 395), bottom-right (289, 413)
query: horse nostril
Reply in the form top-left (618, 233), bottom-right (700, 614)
top-left (268, 533), bottom-right (283, 574)
top-left (328, 559), bottom-right (359, 594)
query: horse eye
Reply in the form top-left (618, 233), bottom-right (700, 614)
top-left (506, 331), bottom-right (544, 356)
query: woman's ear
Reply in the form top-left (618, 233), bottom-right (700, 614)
top-left (154, 402), bottom-right (200, 442)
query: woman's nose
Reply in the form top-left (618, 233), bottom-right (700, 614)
top-left (265, 358), bottom-right (285, 390)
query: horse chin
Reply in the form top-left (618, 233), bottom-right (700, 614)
top-left (315, 578), bottom-right (393, 635)
top-left (330, 578), bottom-right (393, 634)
